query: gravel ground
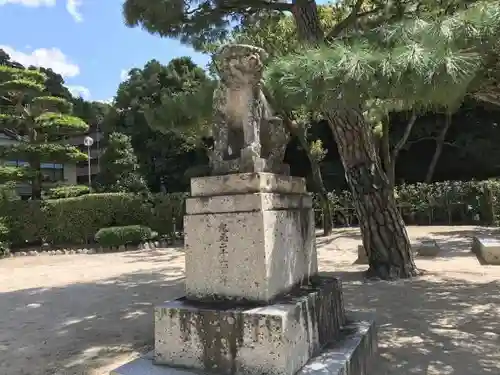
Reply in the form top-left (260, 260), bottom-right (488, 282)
top-left (1, 225), bottom-right (499, 375)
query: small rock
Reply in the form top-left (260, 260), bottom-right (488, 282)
top-left (49, 250), bottom-right (56, 255)
top-left (69, 250), bottom-right (76, 255)
top-left (355, 245), bottom-right (369, 264)
top-left (19, 252), bottom-right (27, 256)
top-left (143, 243), bottom-right (150, 250)
top-left (154, 241), bottom-right (160, 248)
top-left (55, 250), bottom-right (64, 255)
top-left (87, 248), bottom-right (96, 254)
top-left (119, 245), bottom-right (126, 252)
top-left (149, 241), bottom-right (156, 248)
top-left (29, 251), bottom-right (38, 256)
top-left (416, 240), bottom-right (440, 257)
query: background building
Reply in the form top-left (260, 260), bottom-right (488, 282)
top-left (67, 123), bottom-right (103, 186)
top-left (0, 130), bottom-right (77, 198)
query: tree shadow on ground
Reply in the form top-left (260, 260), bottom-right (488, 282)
top-left (323, 270), bottom-right (500, 375)
top-left (120, 247), bottom-right (185, 265)
top-left (0, 267), bottom-right (185, 375)
top-left (412, 226), bottom-right (500, 262)
top-left (316, 228), bottom-right (362, 247)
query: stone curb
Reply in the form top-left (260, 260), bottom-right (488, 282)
top-left (0, 239), bottom-right (183, 259)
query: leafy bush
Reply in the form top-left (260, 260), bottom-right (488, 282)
top-left (314, 179), bottom-right (500, 226)
top-left (46, 185), bottom-right (90, 199)
top-left (0, 217), bottom-right (10, 256)
top-left (95, 225), bottom-right (155, 247)
top-left (0, 192), bottom-right (185, 247)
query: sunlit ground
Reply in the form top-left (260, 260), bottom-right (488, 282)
top-left (1, 226), bottom-right (499, 375)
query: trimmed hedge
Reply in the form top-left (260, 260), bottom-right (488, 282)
top-left (95, 225), bottom-right (156, 247)
top-left (314, 179), bottom-right (500, 226)
top-left (1, 192), bottom-right (187, 247)
top-left (47, 184), bottom-right (90, 199)
top-left (3, 179), bottom-right (500, 248)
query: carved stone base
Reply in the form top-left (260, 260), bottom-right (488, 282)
top-left (110, 312), bottom-right (377, 375)
top-left (212, 157), bottom-right (290, 175)
top-left (185, 173), bottom-right (316, 302)
top-left (154, 277), bottom-right (346, 375)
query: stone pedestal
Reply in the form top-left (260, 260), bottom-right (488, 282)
top-left (110, 172), bottom-right (377, 375)
top-left (472, 236), bottom-right (500, 264)
top-left (185, 173), bottom-right (317, 302)
top-left (155, 277), bottom-right (345, 375)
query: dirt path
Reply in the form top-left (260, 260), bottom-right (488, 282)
top-left (1, 226), bottom-right (500, 375)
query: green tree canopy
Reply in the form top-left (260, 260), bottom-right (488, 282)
top-left (104, 57), bottom-right (212, 192)
top-left (0, 65), bottom-right (88, 198)
top-left (97, 132), bottom-right (149, 193)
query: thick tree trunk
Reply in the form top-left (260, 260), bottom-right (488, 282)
top-left (291, 1), bottom-right (417, 279)
top-left (324, 108), bottom-right (418, 279)
top-left (425, 113), bottom-right (452, 183)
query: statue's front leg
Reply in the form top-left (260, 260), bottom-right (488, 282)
top-left (266, 117), bottom-right (290, 174)
top-left (210, 109), bottom-right (229, 173)
top-left (241, 104), bottom-right (262, 164)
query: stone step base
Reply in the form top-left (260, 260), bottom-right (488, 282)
top-left (110, 313), bottom-right (377, 375)
top-left (154, 277), bottom-right (345, 375)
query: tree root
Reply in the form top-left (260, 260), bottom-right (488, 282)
top-left (364, 264), bottom-right (425, 281)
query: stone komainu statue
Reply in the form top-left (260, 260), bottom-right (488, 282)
top-left (210, 44), bottom-right (289, 175)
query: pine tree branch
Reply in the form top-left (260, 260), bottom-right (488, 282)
top-left (391, 110), bottom-right (417, 162)
top-left (326, 0), bottom-right (366, 40)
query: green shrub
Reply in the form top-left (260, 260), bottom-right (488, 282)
top-left (95, 225), bottom-right (155, 247)
top-left (314, 179), bottom-right (500, 226)
top-left (0, 217), bottom-right (10, 256)
top-left (46, 185), bottom-right (90, 199)
top-left (1, 192), bottom-right (185, 246)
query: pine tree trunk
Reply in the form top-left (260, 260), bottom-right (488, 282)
top-left (381, 121), bottom-right (395, 188)
top-left (31, 161), bottom-right (42, 200)
top-left (291, 1), bottom-right (418, 279)
top-left (425, 113), bottom-right (452, 183)
top-left (324, 108), bottom-right (418, 279)
top-left (283, 117), bottom-right (333, 235)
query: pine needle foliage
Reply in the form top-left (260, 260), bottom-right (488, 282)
top-left (0, 65), bottom-right (89, 197)
top-left (265, 1), bottom-right (500, 115)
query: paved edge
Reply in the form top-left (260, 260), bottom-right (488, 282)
top-left (110, 312), bottom-right (377, 375)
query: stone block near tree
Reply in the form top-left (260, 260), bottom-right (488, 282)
top-left (414, 239), bottom-right (441, 257)
top-left (472, 237), bottom-right (500, 265)
top-left (111, 44), bottom-right (377, 375)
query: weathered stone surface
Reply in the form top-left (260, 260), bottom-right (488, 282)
top-left (209, 44), bottom-right (289, 175)
top-left (186, 192), bottom-right (312, 215)
top-left (155, 277), bottom-right (345, 375)
top-left (110, 312), bottom-right (376, 375)
top-left (472, 237), bottom-right (500, 264)
top-left (414, 239), bottom-right (440, 257)
top-left (184, 192), bottom-right (316, 302)
top-left (354, 245), bottom-right (368, 264)
top-left (190, 173), bottom-right (306, 197)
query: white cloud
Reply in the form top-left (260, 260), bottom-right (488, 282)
top-left (0, 45), bottom-right (80, 78)
top-left (0, 0), bottom-right (83, 22)
top-left (120, 69), bottom-right (130, 81)
top-left (67, 85), bottom-right (90, 100)
top-left (66, 0), bottom-right (83, 22)
top-left (0, 0), bottom-right (55, 6)
top-left (97, 98), bottom-right (114, 105)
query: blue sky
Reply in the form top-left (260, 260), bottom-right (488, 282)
top-left (0, 0), bottom-right (330, 102)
